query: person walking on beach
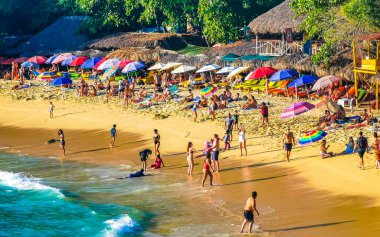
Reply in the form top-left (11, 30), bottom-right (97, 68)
top-left (223, 130), bottom-right (231, 151)
top-left (58, 129), bottom-right (65, 156)
top-left (139, 149), bottom-right (152, 171)
top-left (260, 102), bottom-right (269, 127)
top-left (153, 129), bottom-right (161, 155)
top-left (201, 156), bottom-right (214, 187)
top-left (110, 124), bottom-right (117, 147)
top-left (373, 132), bottom-right (380, 169)
top-left (211, 134), bottom-right (220, 172)
top-left (124, 84), bottom-right (132, 108)
top-left (192, 101), bottom-right (199, 122)
top-left (238, 125), bottom-right (247, 156)
top-left (233, 110), bottom-right (239, 130)
top-left (225, 113), bottom-right (234, 141)
top-left (282, 127), bottom-right (295, 162)
top-left (240, 191), bottom-right (259, 234)
top-left (355, 131), bottom-right (369, 170)
top-left (186, 142), bottom-right (196, 175)
top-left (49, 101), bottom-right (55, 118)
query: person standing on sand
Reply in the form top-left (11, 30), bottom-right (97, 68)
top-left (240, 191), bottom-right (259, 234)
top-left (233, 110), bottom-right (239, 130)
top-left (260, 102), bottom-right (269, 127)
top-left (355, 131), bottom-right (369, 170)
top-left (58, 129), bottom-right (65, 156)
top-left (139, 149), bottom-right (152, 171)
top-left (124, 84), bottom-right (131, 108)
top-left (211, 134), bottom-right (220, 172)
top-left (373, 132), bottom-right (380, 170)
top-left (238, 125), bottom-right (247, 156)
top-left (49, 101), bottom-right (55, 118)
top-left (282, 127), bottom-right (295, 162)
top-left (186, 142), bottom-right (196, 175)
top-left (192, 101), bottom-right (199, 122)
top-left (201, 156), bottom-right (214, 187)
top-left (110, 124), bottom-right (117, 147)
top-left (153, 129), bottom-right (161, 155)
top-left (225, 113), bottom-right (234, 141)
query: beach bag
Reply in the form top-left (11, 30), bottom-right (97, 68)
top-left (357, 137), bottom-right (368, 150)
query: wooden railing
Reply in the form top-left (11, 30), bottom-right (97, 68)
top-left (254, 39), bottom-right (304, 56)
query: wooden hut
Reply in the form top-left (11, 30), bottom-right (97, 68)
top-left (248, 0), bottom-right (305, 56)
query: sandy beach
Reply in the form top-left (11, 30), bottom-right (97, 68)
top-left (1, 80), bottom-right (380, 236)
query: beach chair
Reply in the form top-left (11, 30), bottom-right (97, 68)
top-left (256, 81), bottom-right (280, 92)
top-left (32, 70), bottom-right (40, 77)
top-left (141, 70), bottom-right (154, 85)
top-left (243, 79), bottom-right (266, 92)
top-left (234, 79), bottom-right (255, 90)
top-left (268, 80), bottom-right (290, 95)
top-left (179, 80), bottom-right (190, 88)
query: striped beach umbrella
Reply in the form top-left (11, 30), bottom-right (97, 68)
top-left (36, 72), bottom-right (60, 81)
top-left (269, 69), bottom-right (298, 82)
top-left (298, 130), bottom-right (327, 145)
top-left (281, 101), bottom-right (315, 119)
top-left (200, 86), bottom-right (217, 98)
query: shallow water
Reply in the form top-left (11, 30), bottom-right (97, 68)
top-left (0, 152), bottom-right (235, 236)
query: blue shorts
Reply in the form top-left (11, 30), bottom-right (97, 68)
top-left (212, 151), bottom-right (219, 161)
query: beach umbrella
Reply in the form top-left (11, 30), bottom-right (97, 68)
top-left (101, 64), bottom-right (120, 82)
top-left (298, 130), bottom-right (327, 145)
top-left (311, 75), bottom-right (341, 91)
top-left (36, 72), bottom-right (60, 81)
top-left (97, 58), bottom-right (120, 70)
top-left (93, 57), bottom-right (108, 70)
top-left (51, 77), bottom-right (72, 86)
top-left (196, 64), bottom-right (221, 73)
top-left (281, 101), bottom-right (315, 119)
top-left (21, 61), bottom-right (39, 68)
top-left (51, 53), bottom-right (73, 64)
top-left (221, 53), bottom-right (240, 62)
top-left (81, 57), bottom-right (101, 69)
top-left (171, 65), bottom-right (196, 74)
top-left (12, 57), bottom-right (29, 64)
top-left (69, 56), bottom-right (88, 67)
top-left (1, 58), bottom-right (15, 65)
top-left (121, 61), bottom-right (145, 73)
top-left (226, 67), bottom-right (250, 79)
top-left (148, 63), bottom-right (165, 71)
top-left (46, 55), bottom-right (57, 64)
top-left (288, 75), bottom-right (318, 88)
top-left (216, 66), bottom-right (235, 74)
top-left (315, 99), bottom-right (340, 113)
top-left (119, 59), bottom-right (133, 69)
top-left (200, 86), bottom-right (217, 98)
top-left (27, 56), bottom-right (47, 65)
top-left (159, 62), bottom-right (182, 71)
top-left (248, 67), bottom-right (277, 80)
top-left (269, 69), bottom-right (298, 82)
top-left (61, 55), bottom-right (77, 66)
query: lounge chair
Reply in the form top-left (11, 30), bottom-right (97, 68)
top-left (256, 81), bottom-right (281, 92)
top-left (140, 70), bottom-right (154, 85)
top-left (243, 79), bottom-right (266, 92)
top-left (233, 80), bottom-right (252, 90)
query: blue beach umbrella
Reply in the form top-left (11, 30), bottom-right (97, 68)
top-left (121, 61), bottom-right (145, 73)
top-left (269, 69), bottom-right (299, 82)
top-left (81, 57), bottom-right (102, 69)
top-left (51, 77), bottom-right (72, 86)
top-left (61, 56), bottom-right (77, 66)
top-left (21, 61), bottom-right (39, 68)
top-left (46, 55), bottom-right (57, 64)
top-left (288, 75), bottom-right (319, 88)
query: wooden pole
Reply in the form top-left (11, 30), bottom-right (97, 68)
top-left (255, 34), bottom-right (258, 55)
top-left (354, 72), bottom-right (358, 108)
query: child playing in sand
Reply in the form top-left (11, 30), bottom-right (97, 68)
top-left (223, 130), bottom-right (231, 151)
top-left (148, 154), bottom-right (165, 169)
top-left (201, 156), bottom-right (214, 187)
top-left (320, 139), bottom-right (335, 158)
top-left (49, 101), bottom-right (55, 118)
top-left (110, 124), bottom-right (117, 147)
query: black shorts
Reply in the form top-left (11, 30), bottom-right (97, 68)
top-left (244, 210), bottom-right (254, 222)
top-left (358, 150), bottom-right (365, 158)
top-left (212, 151), bottom-right (219, 161)
top-left (140, 155), bottom-right (148, 162)
top-left (206, 153), bottom-right (211, 159)
top-left (262, 114), bottom-right (268, 118)
top-left (284, 143), bottom-right (292, 151)
top-left (234, 119), bottom-right (239, 125)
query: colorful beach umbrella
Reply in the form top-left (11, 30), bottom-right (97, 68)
top-left (269, 69), bottom-right (298, 82)
top-left (171, 65), bottom-right (196, 74)
top-left (69, 56), bottom-right (88, 67)
top-left (1, 58), bottom-right (15, 65)
top-left (52, 53), bottom-right (73, 64)
top-left (97, 58), bottom-right (120, 70)
top-left (311, 75), bottom-right (341, 91)
top-left (288, 75), bottom-right (318, 88)
top-left (226, 67), bottom-right (250, 79)
top-left (36, 72), bottom-right (60, 81)
top-left (46, 55), bottom-right (57, 64)
top-left (61, 56), bottom-right (77, 66)
top-left (298, 130), bottom-right (327, 145)
top-left (101, 64), bottom-right (120, 81)
top-left (21, 61), bottom-right (39, 68)
top-left (159, 62), bottom-right (182, 71)
top-left (248, 67), bottom-right (277, 80)
top-left (196, 64), bottom-right (221, 73)
top-left (121, 61), bottom-right (145, 73)
top-left (148, 63), bottom-right (165, 71)
top-left (200, 86), bottom-right (217, 98)
top-left (119, 59), bottom-right (133, 69)
top-left (12, 57), bottom-right (29, 64)
top-left (27, 56), bottom-right (47, 65)
top-left (81, 57), bottom-right (101, 69)
top-left (51, 77), bottom-right (72, 86)
top-left (216, 66), bottom-right (235, 74)
top-left (93, 57), bottom-right (108, 70)
top-left (281, 101), bottom-right (315, 119)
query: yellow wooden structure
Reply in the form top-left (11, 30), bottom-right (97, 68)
top-left (352, 33), bottom-right (380, 110)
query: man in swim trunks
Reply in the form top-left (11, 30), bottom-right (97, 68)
top-left (211, 134), bottom-right (220, 172)
top-left (282, 127), bottom-right (295, 162)
top-left (139, 149), bottom-right (152, 171)
top-left (225, 113), bottom-right (234, 141)
top-left (355, 131), bottom-right (368, 170)
top-left (110, 124), bottom-right (117, 147)
top-left (240, 191), bottom-right (259, 234)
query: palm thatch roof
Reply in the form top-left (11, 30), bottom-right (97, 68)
top-left (7, 16), bottom-right (90, 56)
top-left (248, 0), bottom-right (303, 34)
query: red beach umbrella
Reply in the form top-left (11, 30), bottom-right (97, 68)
top-left (1, 58), bottom-right (15, 65)
top-left (27, 56), bottom-right (47, 65)
top-left (94, 57), bottom-right (108, 70)
top-left (12, 57), bottom-right (29, 64)
top-left (119, 59), bottom-right (133, 69)
top-left (248, 67), bottom-right (277, 80)
top-left (69, 56), bottom-right (88, 66)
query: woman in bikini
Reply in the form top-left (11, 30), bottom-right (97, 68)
top-left (153, 129), bottom-right (161, 155)
top-left (238, 125), bottom-right (247, 156)
top-left (201, 156), bottom-right (214, 187)
top-left (58, 129), bottom-right (65, 156)
top-left (124, 85), bottom-right (132, 108)
top-left (186, 142), bottom-right (196, 176)
top-left (242, 95), bottom-right (257, 109)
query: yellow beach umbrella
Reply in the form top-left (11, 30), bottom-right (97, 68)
top-left (226, 67), bottom-right (250, 79)
top-left (159, 62), bottom-right (182, 71)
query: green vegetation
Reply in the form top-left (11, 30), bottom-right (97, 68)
top-left (177, 44), bottom-right (208, 55)
top-left (291, 0), bottom-right (380, 65)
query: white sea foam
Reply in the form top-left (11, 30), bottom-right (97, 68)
top-left (102, 214), bottom-right (137, 237)
top-left (0, 146), bottom-right (10, 150)
top-left (0, 170), bottom-right (64, 198)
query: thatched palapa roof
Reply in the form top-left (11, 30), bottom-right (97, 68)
top-left (248, 0), bottom-right (303, 34)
